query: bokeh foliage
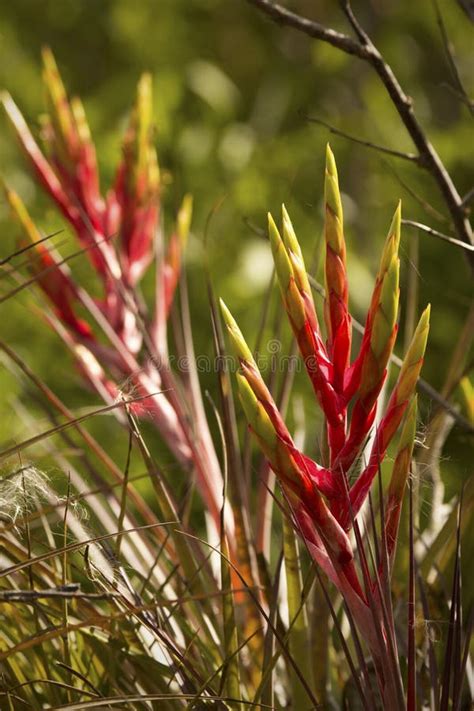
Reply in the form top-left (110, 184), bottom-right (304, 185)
top-left (0, 1), bottom-right (472, 504)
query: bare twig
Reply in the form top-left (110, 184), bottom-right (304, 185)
top-left (0, 588), bottom-right (119, 602)
top-left (244, 0), bottom-right (368, 58)
top-left (461, 187), bottom-right (474, 207)
top-left (432, 0), bottom-right (474, 115)
top-left (0, 392), bottom-right (167, 463)
top-left (245, 0), bottom-right (474, 257)
top-left (303, 114), bottom-right (421, 164)
top-left (402, 219), bottom-right (474, 252)
top-left (382, 159), bottom-right (449, 225)
top-left (0, 229), bottom-right (65, 266)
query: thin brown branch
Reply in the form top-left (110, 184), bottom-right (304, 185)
top-left (245, 0), bottom-right (474, 258)
top-left (244, 0), bottom-right (368, 57)
top-left (339, 0), bottom-right (371, 46)
top-left (0, 229), bottom-right (65, 266)
top-left (303, 114), bottom-right (421, 164)
top-left (382, 159), bottom-right (449, 224)
top-left (0, 588), bottom-right (119, 602)
top-left (402, 219), bottom-right (474, 252)
top-left (0, 392), bottom-right (167, 463)
top-left (432, 0), bottom-right (474, 115)
top-left (461, 187), bottom-right (474, 207)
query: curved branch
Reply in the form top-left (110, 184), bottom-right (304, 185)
top-left (303, 114), bottom-right (422, 164)
top-left (244, 0), bottom-right (369, 58)
top-left (245, 0), bottom-right (474, 258)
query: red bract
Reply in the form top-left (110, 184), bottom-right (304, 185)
top-left (221, 145), bottom-right (430, 708)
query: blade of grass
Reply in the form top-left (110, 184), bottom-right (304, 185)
top-left (407, 482), bottom-right (416, 711)
top-left (282, 513), bottom-right (314, 706)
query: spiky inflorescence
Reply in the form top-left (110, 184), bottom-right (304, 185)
top-left (335, 204), bottom-right (402, 475)
top-left (347, 305), bottom-right (430, 524)
top-left (220, 299), bottom-right (364, 596)
top-left (268, 209), bottom-right (344, 456)
top-left (221, 148), bottom-right (429, 667)
top-left (2, 51), bottom-right (231, 544)
top-left (324, 144), bottom-right (351, 399)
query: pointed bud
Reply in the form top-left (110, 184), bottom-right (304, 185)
top-left (268, 212), bottom-right (293, 291)
top-left (177, 194), bottom-right (193, 244)
top-left (348, 307), bottom-right (429, 521)
top-left (394, 305), bottom-right (430, 405)
top-left (236, 373), bottom-right (277, 450)
top-left (134, 73), bottom-right (159, 188)
top-left (286, 278), bottom-right (307, 330)
top-left (3, 182), bottom-right (42, 244)
top-left (70, 97), bottom-right (91, 145)
top-left (219, 299), bottom-right (256, 366)
top-left (370, 253), bottom-right (400, 358)
top-left (324, 144), bottom-right (344, 255)
top-left (281, 205), bottom-right (312, 296)
top-left (1, 92), bottom-right (72, 216)
top-left (377, 201), bottom-right (401, 283)
top-left (42, 47), bottom-right (78, 163)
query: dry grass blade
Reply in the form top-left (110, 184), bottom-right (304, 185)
top-left (407, 483), bottom-right (416, 711)
top-left (0, 394), bottom-right (164, 462)
top-left (0, 522), bottom-right (176, 580)
top-left (439, 496), bottom-right (463, 710)
top-left (176, 530), bottom-right (321, 708)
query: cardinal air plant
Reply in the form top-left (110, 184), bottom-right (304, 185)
top-left (221, 146), bottom-right (430, 709)
top-left (1, 50), bottom-right (236, 549)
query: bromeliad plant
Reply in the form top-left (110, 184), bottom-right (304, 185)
top-left (1, 49), bottom-right (231, 546)
top-left (221, 146), bottom-right (430, 709)
top-left (2, 53), bottom-right (471, 711)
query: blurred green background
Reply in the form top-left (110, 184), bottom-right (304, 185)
top-left (0, 1), bottom-right (472, 499)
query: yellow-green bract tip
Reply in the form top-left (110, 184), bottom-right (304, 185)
top-left (3, 182), bottom-right (42, 245)
top-left (379, 202), bottom-right (402, 278)
top-left (236, 373), bottom-right (277, 449)
top-left (41, 46), bottom-right (58, 73)
top-left (219, 299), bottom-right (254, 365)
top-left (325, 143), bottom-right (338, 180)
top-left (177, 194), bottom-right (193, 243)
top-left (395, 304), bottom-right (430, 403)
top-left (268, 212), bottom-right (293, 290)
top-left (409, 303), bottom-right (431, 362)
top-left (281, 204), bottom-right (300, 256)
top-left (281, 204), bottom-right (312, 296)
top-left (324, 145), bottom-right (344, 253)
top-left (136, 73), bottom-right (153, 130)
top-left (371, 254), bottom-right (400, 357)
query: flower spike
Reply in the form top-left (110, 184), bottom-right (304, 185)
top-left (116, 73), bottom-right (160, 284)
top-left (324, 144), bottom-right (351, 395)
top-left (336, 203), bottom-right (401, 474)
top-left (268, 212), bottom-right (343, 448)
top-left (3, 53), bottom-right (230, 546)
top-left (348, 305), bottom-right (430, 523)
top-left (223, 149), bottom-right (429, 705)
top-left (3, 182), bottom-right (92, 338)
